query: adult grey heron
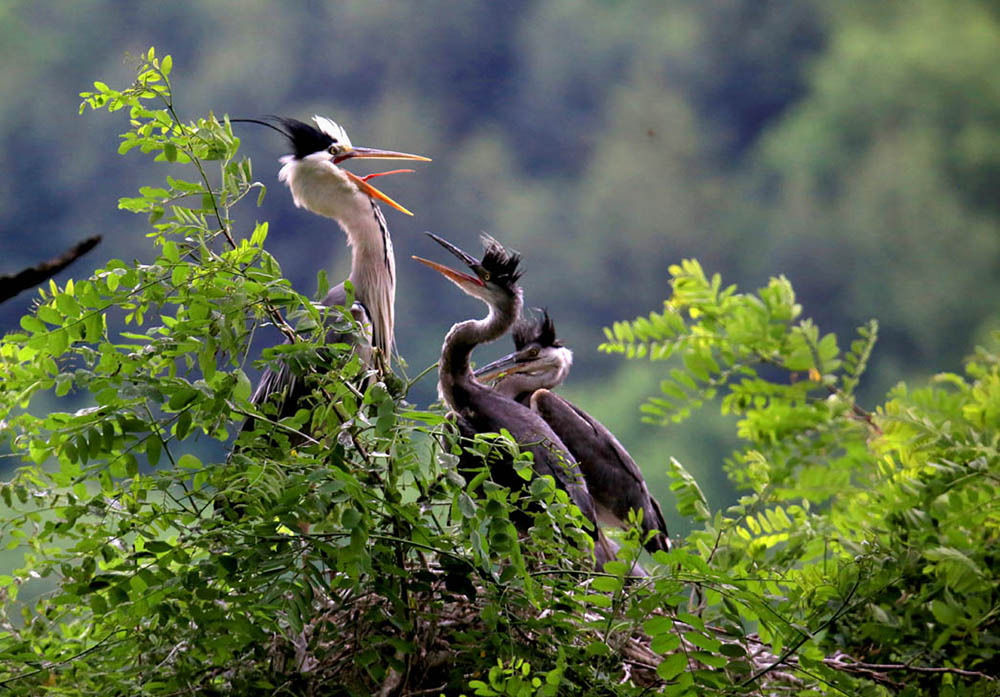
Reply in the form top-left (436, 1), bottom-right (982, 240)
top-left (475, 310), bottom-right (671, 554)
top-left (234, 116), bottom-right (430, 429)
top-left (413, 234), bottom-right (617, 569)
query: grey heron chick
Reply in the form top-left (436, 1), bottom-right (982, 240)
top-left (475, 310), bottom-right (671, 554)
top-left (414, 234), bottom-right (617, 569)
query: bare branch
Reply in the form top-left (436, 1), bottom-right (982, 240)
top-left (0, 235), bottom-right (102, 303)
top-left (825, 652), bottom-right (997, 683)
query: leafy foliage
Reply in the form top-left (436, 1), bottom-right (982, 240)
top-left (603, 259), bottom-right (1000, 695)
top-left (0, 50), bottom-right (604, 696)
top-left (0, 49), bottom-right (997, 697)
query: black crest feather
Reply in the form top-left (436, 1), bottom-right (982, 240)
top-left (272, 117), bottom-right (334, 159)
top-left (480, 237), bottom-right (523, 286)
top-left (513, 309), bottom-right (559, 350)
top-left (231, 116), bottom-right (333, 159)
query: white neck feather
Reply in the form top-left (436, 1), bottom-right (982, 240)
top-left (279, 155), bottom-right (396, 355)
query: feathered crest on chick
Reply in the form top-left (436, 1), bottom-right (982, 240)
top-left (513, 309), bottom-right (560, 351)
top-left (479, 234), bottom-right (523, 286)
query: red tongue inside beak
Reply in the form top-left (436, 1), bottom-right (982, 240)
top-left (361, 169), bottom-right (415, 182)
top-left (344, 169), bottom-right (416, 216)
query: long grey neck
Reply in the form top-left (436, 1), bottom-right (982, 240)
top-left (340, 196), bottom-right (395, 357)
top-left (439, 291), bottom-right (522, 411)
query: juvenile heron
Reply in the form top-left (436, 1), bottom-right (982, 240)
top-left (475, 310), bottom-right (670, 553)
top-left (413, 234), bottom-right (617, 569)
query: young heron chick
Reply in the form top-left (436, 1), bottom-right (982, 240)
top-left (476, 311), bottom-right (671, 554)
top-left (414, 234), bottom-right (617, 569)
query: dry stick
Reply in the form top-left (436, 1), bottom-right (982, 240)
top-left (0, 235), bottom-right (102, 303)
top-left (825, 655), bottom-right (996, 682)
top-left (740, 573), bottom-right (863, 688)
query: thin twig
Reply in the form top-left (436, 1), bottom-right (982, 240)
top-left (0, 632), bottom-right (123, 687)
top-left (826, 654), bottom-right (996, 681)
top-left (740, 572), bottom-right (863, 687)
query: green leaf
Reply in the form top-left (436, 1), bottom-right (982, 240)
top-left (650, 632), bottom-right (681, 654)
top-left (590, 576), bottom-right (622, 593)
top-left (89, 593), bottom-right (108, 615)
top-left (683, 631), bottom-right (721, 653)
top-left (146, 437), bottom-right (162, 467)
top-left (50, 327), bottom-right (69, 354)
top-left (692, 651), bottom-right (727, 668)
top-left (341, 507), bottom-right (362, 529)
top-left (56, 293), bottom-right (81, 318)
top-left (930, 598), bottom-right (965, 626)
top-left (162, 240), bottom-right (179, 263)
top-left (20, 315), bottom-right (46, 334)
top-left (584, 640), bottom-right (611, 657)
top-left (167, 387), bottom-right (199, 410)
top-left (177, 454), bottom-right (201, 470)
top-left (37, 304), bottom-right (62, 325)
top-left (457, 492), bottom-right (477, 518)
top-left (657, 652), bottom-right (687, 681)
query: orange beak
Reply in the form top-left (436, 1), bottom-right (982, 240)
top-left (336, 146), bottom-right (431, 217)
top-left (412, 233), bottom-right (485, 292)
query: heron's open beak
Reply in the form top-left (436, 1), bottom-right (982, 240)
top-left (336, 146), bottom-right (431, 217)
top-left (473, 351), bottom-right (525, 382)
top-left (412, 233), bottom-right (484, 290)
top-left (343, 170), bottom-right (416, 216)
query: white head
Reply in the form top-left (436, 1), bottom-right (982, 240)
top-left (235, 115), bottom-right (431, 357)
top-left (269, 115), bottom-right (429, 222)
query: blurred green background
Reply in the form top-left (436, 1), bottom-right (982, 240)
top-left (1, 0), bottom-right (998, 537)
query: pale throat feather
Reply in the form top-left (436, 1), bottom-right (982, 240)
top-left (344, 197), bottom-right (395, 356)
top-left (279, 155), bottom-right (396, 356)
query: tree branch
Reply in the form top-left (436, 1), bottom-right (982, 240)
top-left (824, 652), bottom-right (997, 683)
top-left (0, 235), bottom-right (101, 303)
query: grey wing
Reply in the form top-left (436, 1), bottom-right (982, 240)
top-left (238, 283), bottom-right (369, 441)
top-left (237, 350), bottom-right (305, 441)
top-left (447, 411), bottom-right (489, 484)
top-left (526, 435), bottom-right (620, 571)
top-left (322, 283), bottom-right (348, 309)
top-left (531, 389), bottom-right (670, 552)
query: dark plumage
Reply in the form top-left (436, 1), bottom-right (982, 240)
top-left (272, 117), bottom-right (338, 159)
top-left (476, 310), bottom-right (671, 554)
top-left (414, 234), bottom-right (618, 569)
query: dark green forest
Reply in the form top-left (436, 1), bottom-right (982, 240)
top-left (0, 2), bottom-right (998, 695)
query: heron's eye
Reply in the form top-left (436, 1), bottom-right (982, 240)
top-left (481, 271), bottom-right (491, 282)
top-left (528, 347), bottom-right (539, 357)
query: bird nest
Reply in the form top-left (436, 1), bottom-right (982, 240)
top-left (248, 560), bottom-right (810, 697)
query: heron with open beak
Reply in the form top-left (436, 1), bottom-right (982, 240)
top-left (234, 115), bottom-right (430, 432)
top-left (414, 234), bottom-right (618, 569)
